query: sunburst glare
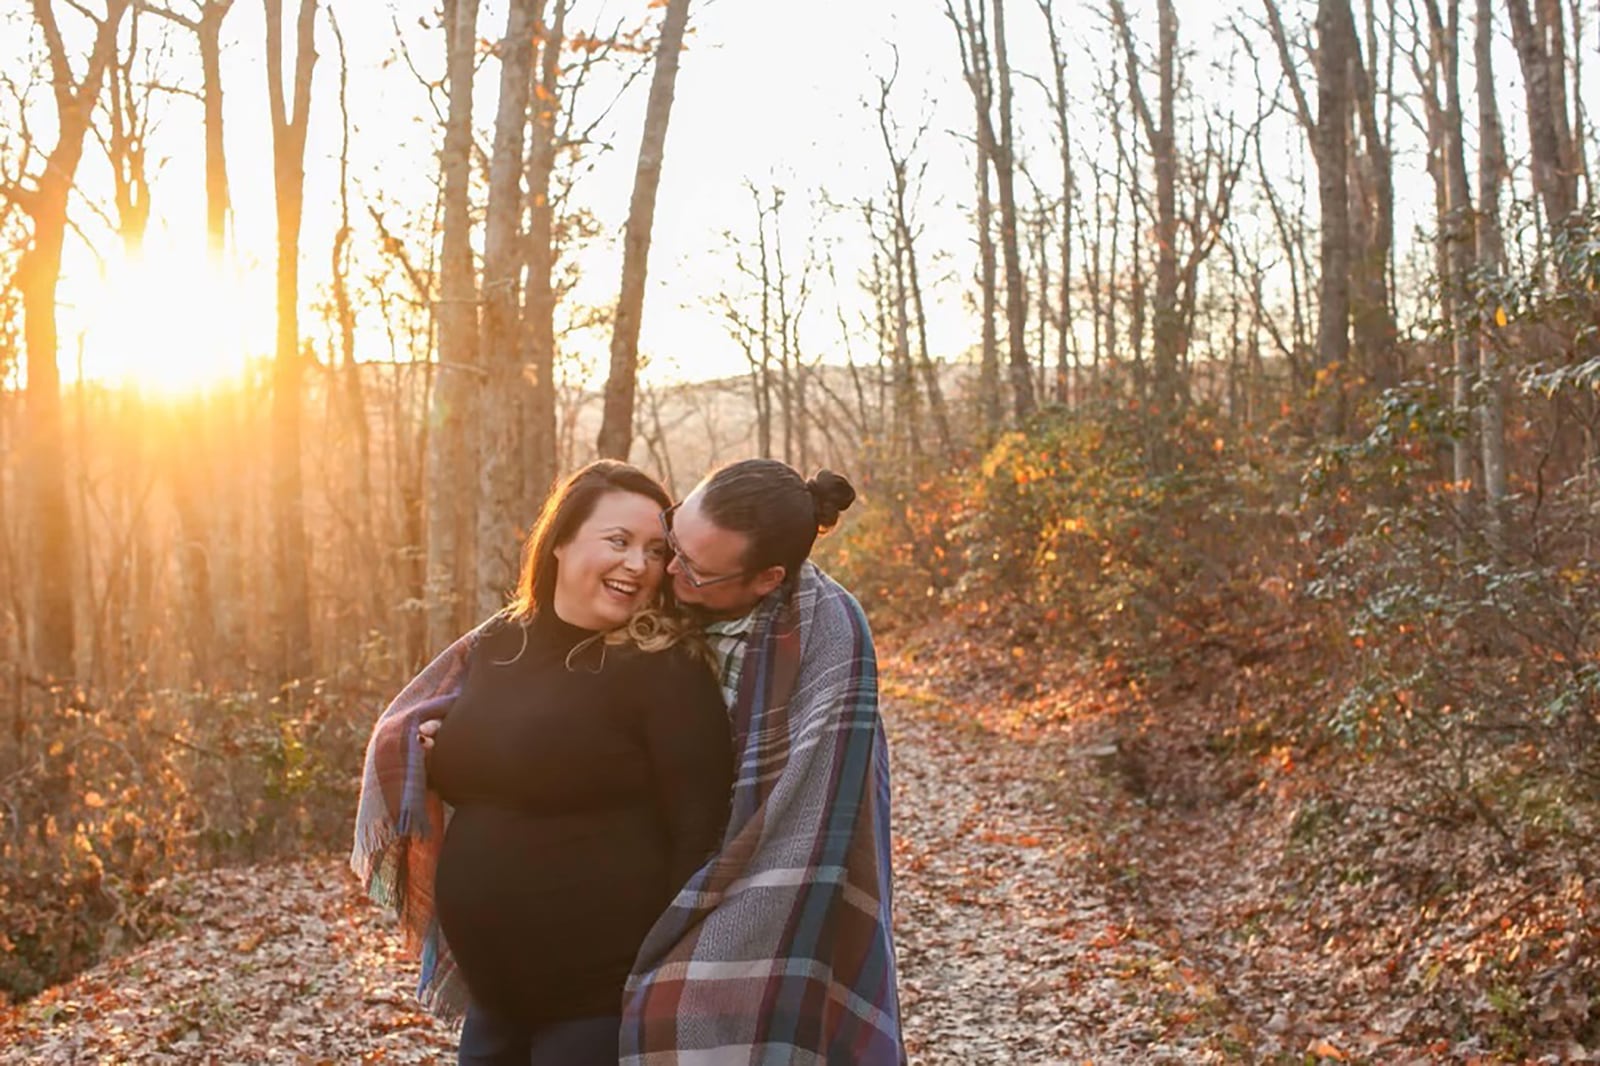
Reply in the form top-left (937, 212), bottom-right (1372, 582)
top-left (60, 237), bottom-right (270, 397)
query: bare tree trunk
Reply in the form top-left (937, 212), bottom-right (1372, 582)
top-left (477, 0), bottom-right (539, 620)
top-left (1106, 101), bottom-right (1124, 385)
top-left (328, 9), bottom-right (375, 621)
top-left (169, 425), bottom-right (215, 682)
top-left (889, 224), bottom-right (922, 463)
top-left (862, 209), bottom-right (917, 461)
top-left (1422, 0), bottom-right (1480, 511)
top-left (596, 0), bottom-right (692, 459)
top-left (1029, 189), bottom-right (1050, 398)
top-left (1151, 0), bottom-right (1179, 422)
top-left (1110, 0), bottom-right (1182, 449)
top-left (1475, 0), bottom-right (1509, 526)
top-left (104, 9), bottom-right (152, 255)
top-left (147, 1), bottom-right (236, 256)
top-left (794, 358), bottom-right (811, 472)
top-left (72, 358), bottom-right (97, 681)
top-left (1314, 0), bottom-right (1353, 436)
top-left (427, 0), bottom-right (480, 650)
top-left (747, 345), bottom-right (773, 457)
top-left (399, 408), bottom-right (428, 670)
top-left (263, 0), bottom-right (317, 684)
top-left (12, 0), bottom-right (130, 678)
top-left (717, 189), bottom-right (778, 457)
top-left (636, 382), bottom-right (676, 487)
top-left (988, 0), bottom-right (1035, 422)
top-left (1263, 0), bottom-right (1397, 391)
top-left (1129, 165), bottom-right (1147, 401)
top-left (521, 0), bottom-right (567, 507)
top-left (1571, 0), bottom-right (1592, 206)
top-left (1086, 156), bottom-right (1105, 389)
top-left (905, 226), bottom-right (951, 459)
top-left (1346, 8), bottom-right (1399, 390)
top-left (946, 0), bottom-right (1002, 439)
top-left (976, 149), bottom-right (1001, 438)
top-left (101, 9), bottom-right (156, 676)
top-left (758, 188), bottom-right (776, 457)
top-left (773, 191), bottom-right (795, 464)
top-left (1507, 0), bottom-right (1579, 225)
top-left (0, 388), bottom-right (15, 674)
top-left (1038, 0), bottom-right (1073, 406)
top-left (875, 64), bottom-right (953, 458)
top-left (198, 3), bottom-right (232, 254)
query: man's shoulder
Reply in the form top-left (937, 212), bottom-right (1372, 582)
top-left (802, 564), bottom-right (869, 622)
top-left (797, 564), bottom-right (875, 659)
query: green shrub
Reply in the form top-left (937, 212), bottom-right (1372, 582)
top-left (1303, 382), bottom-right (1600, 825)
top-left (939, 405), bottom-right (1294, 671)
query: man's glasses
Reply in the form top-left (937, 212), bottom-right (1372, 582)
top-left (660, 504), bottom-right (749, 589)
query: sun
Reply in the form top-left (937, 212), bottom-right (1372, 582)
top-left (60, 238), bottom-right (271, 397)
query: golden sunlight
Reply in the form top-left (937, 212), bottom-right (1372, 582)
top-left (62, 240), bottom-right (271, 397)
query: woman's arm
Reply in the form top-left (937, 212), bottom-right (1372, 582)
top-left (642, 649), bottom-right (736, 894)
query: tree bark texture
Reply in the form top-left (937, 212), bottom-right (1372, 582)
top-left (144, 1), bottom-right (235, 255)
top-left (520, 0), bottom-right (567, 510)
top-left (1038, 0), bottom-right (1073, 406)
top-left (17, 0), bottom-right (130, 678)
top-left (199, 3), bottom-right (233, 255)
top-left (876, 70), bottom-right (953, 459)
top-left (1506, 0), bottom-right (1579, 226)
top-left (1314, 0), bottom-right (1353, 435)
top-left (1475, 0), bottom-right (1509, 517)
top-left (263, 0), bottom-right (318, 684)
top-left (426, 0), bottom-right (481, 651)
top-left (476, 0), bottom-right (539, 620)
top-left (1421, 0), bottom-right (1480, 501)
top-left (988, 0), bottom-right (1036, 423)
top-left (945, 0), bottom-right (1003, 439)
top-left (1110, 0), bottom-right (1182, 441)
top-left (596, 0), bottom-right (692, 460)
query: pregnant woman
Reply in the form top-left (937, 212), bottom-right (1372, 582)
top-left (353, 460), bottom-right (733, 1066)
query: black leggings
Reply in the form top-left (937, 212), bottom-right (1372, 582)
top-left (456, 1003), bottom-right (620, 1066)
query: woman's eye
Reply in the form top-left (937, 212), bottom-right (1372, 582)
top-left (607, 535), bottom-right (628, 549)
top-left (645, 544), bottom-right (669, 562)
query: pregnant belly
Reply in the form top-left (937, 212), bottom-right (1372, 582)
top-left (434, 804), bottom-right (671, 1018)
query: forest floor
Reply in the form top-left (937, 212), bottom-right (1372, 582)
top-left (0, 634), bottom-right (1583, 1064)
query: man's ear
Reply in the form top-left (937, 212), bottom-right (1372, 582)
top-left (750, 565), bottom-right (786, 598)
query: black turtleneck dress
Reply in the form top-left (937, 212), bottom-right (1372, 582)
top-left (426, 611), bottom-right (733, 1026)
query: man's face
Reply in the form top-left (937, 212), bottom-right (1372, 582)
top-left (664, 490), bottom-right (784, 618)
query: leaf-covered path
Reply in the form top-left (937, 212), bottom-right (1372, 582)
top-left (889, 682), bottom-right (1218, 1062)
top-left (1, 661), bottom-right (1270, 1064)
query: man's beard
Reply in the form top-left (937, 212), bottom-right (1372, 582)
top-left (684, 601), bottom-right (736, 623)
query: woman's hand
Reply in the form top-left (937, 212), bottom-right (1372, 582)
top-left (419, 718), bottom-right (442, 752)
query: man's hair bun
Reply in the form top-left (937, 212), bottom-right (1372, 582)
top-left (807, 469), bottom-right (857, 531)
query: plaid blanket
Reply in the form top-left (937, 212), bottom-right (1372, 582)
top-left (620, 563), bottom-right (906, 1064)
top-left (349, 619), bottom-right (494, 1022)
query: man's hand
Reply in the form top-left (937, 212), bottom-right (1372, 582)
top-left (419, 718), bottom-right (442, 752)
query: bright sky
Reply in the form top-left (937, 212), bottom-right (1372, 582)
top-left (2, 0), bottom-right (1583, 394)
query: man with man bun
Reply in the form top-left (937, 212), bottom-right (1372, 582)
top-left (624, 458), bottom-right (905, 1065)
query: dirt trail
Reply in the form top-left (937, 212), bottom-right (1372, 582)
top-left (1, 671), bottom-right (1253, 1065)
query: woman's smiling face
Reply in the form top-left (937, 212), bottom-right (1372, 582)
top-left (551, 490), bottom-right (670, 630)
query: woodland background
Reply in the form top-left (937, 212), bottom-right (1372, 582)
top-left (1, 0), bottom-right (1597, 1059)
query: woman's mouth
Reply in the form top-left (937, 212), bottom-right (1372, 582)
top-left (603, 578), bottom-right (640, 600)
